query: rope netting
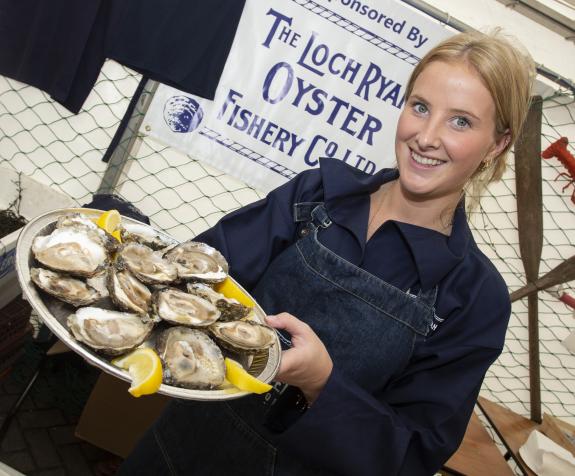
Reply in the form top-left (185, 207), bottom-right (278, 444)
top-left (0, 61), bottom-right (140, 204)
top-left (0, 60), bottom-right (574, 456)
top-left (473, 91), bottom-right (575, 427)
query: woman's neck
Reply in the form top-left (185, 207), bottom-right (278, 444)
top-left (373, 180), bottom-right (460, 236)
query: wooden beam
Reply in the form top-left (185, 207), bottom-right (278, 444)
top-left (444, 411), bottom-right (514, 475)
top-left (477, 397), bottom-right (540, 476)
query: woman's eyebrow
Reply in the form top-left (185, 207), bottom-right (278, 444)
top-left (410, 94), bottom-right (428, 103)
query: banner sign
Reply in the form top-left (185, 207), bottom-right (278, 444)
top-left (141, 0), bottom-right (451, 193)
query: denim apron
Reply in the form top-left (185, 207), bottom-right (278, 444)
top-left (118, 204), bottom-right (437, 476)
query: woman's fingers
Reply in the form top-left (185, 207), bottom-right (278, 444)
top-left (265, 313), bottom-right (333, 404)
top-left (265, 312), bottom-right (310, 337)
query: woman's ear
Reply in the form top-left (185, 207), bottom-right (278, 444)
top-left (488, 129), bottom-right (511, 161)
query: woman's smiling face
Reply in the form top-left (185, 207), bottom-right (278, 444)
top-left (395, 60), bottom-right (508, 206)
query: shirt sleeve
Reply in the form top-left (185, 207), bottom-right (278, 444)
top-left (194, 169), bottom-right (323, 291)
top-left (274, 279), bottom-right (511, 476)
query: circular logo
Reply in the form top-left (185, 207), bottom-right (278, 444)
top-left (163, 96), bottom-right (204, 133)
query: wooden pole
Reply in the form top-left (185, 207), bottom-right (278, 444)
top-left (514, 96), bottom-right (543, 423)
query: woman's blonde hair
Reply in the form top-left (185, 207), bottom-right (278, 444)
top-left (405, 29), bottom-right (536, 212)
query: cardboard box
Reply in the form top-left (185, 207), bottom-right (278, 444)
top-left (0, 167), bottom-right (75, 308)
top-left (75, 372), bottom-right (168, 458)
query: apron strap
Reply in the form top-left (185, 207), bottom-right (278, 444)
top-left (310, 204), bottom-right (332, 229)
top-left (293, 202), bottom-right (333, 233)
top-left (293, 202), bottom-right (324, 223)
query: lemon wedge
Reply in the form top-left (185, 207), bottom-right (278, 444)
top-left (214, 278), bottom-right (255, 307)
top-left (224, 358), bottom-right (272, 394)
top-left (110, 229), bottom-right (122, 243)
top-left (96, 209), bottom-right (122, 241)
top-left (112, 347), bottom-right (163, 397)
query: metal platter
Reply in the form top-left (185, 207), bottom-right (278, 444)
top-left (15, 208), bottom-right (281, 401)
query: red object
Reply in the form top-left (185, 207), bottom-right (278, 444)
top-left (541, 137), bottom-right (575, 204)
top-left (559, 293), bottom-right (575, 309)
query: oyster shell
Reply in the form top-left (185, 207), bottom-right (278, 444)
top-left (107, 266), bottom-right (152, 315)
top-left (121, 223), bottom-right (176, 250)
top-left (30, 267), bottom-right (102, 306)
top-left (154, 288), bottom-right (220, 327)
top-left (67, 307), bottom-right (154, 355)
top-left (57, 213), bottom-right (99, 232)
top-left (32, 227), bottom-right (110, 277)
top-left (209, 320), bottom-right (276, 355)
top-left (56, 213), bottom-right (118, 248)
top-left (117, 243), bottom-right (178, 284)
top-left (86, 271), bottom-right (110, 299)
top-left (164, 241), bottom-right (228, 283)
top-left (156, 326), bottom-right (225, 389)
top-left (187, 283), bottom-right (251, 321)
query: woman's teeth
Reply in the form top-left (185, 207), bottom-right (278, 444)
top-left (412, 151), bottom-right (443, 166)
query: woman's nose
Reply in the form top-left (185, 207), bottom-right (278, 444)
top-left (416, 120), bottom-right (441, 150)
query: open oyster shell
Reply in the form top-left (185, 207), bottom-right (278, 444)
top-left (30, 267), bottom-right (102, 307)
top-left (121, 223), bottom-right (176, 251)
top-left (153, 287), bottom-right (221, 327)
top-left (187, 282), bottom-right (251, 321)
top-left (117, 243), bottom-right (178, 285)
top-left (32, 227), bottom-right (111, 278)
top-left (85, 271), bottom-right (110, 299)
top-left (106, 266), bottom-right (152, 315)
top-left (164, 241), bottom-right (228, 283)
top-left (209, 320), bottom-right (276, 355)
top-left (156, 326), bottom-right (225, 389)
top-left (67, 307), bottom-right (154, 356)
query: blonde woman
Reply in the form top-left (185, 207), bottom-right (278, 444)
top-left (119, 31), bottom-right (535, 476)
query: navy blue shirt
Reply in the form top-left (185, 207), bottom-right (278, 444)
top-left (196, 158), bottom-right (511, 475)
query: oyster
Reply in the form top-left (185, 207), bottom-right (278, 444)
top-left (187, 283), bottom-right (251, 321)
top-left (32, 227), bottom-right (110, 277)
top-left (164, 241), bottom-right (228, 283)
top-left (117, 243), bottom-right (178, 284)
top-left (57, 213), bottom-right (100, 232)
top-left (210, 320), bottom-right (276, 355)
top-left (86, 271), bottom-right (110, 299)
top-left (154, 287), bottom-right (220, 327)
top-left (121, 223), bottom-right (176, 251)
top-left (30, 267), bottom-right (102, 306)
top-left (67, 307), bottom-right (154, 355)
top-left (56, 213), bottom-right (117, 247)
top-left (107, 266), bottom-right (152, 315)
top-left (156, 326), bottom-right (225, 389)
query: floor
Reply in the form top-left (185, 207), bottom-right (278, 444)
top-left (0, 297), bottom-right (123, 476)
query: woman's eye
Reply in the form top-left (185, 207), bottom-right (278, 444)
top-left (453, 116), bottom-right (471, 129)
top-left (413, 102), bottom-right (427, 114)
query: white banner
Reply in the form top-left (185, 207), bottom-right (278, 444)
top-left (141, 0), bottom-right (451, 193)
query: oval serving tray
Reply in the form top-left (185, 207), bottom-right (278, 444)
top-left (15, 208), bottom-right (281, 401)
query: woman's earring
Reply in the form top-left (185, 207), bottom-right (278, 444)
top-left (478, 160), bottom-right (491, 172)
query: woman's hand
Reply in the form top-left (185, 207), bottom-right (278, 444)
top-left (265, 313), bottom-right (333, 405)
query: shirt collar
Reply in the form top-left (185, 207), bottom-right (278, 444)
top-left (394, 204), bottom-right (471, 290)
top-left (319, 157), bottom-right (396, 248)
top-left (320, 157), bottom-right (394, 200)
top-left (318, 158), bottom-right (471, 290)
